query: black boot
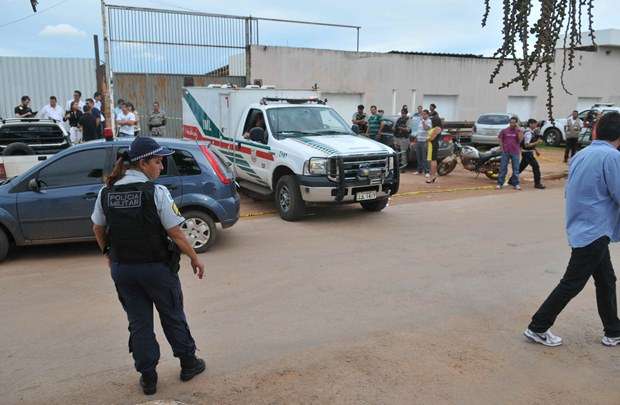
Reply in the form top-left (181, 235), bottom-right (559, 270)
top-left (139, 371), bottom-right (157, 395)
top-left (180, 356), bottom-right (206, 382)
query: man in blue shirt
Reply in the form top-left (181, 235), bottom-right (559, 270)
top-left (524, 112), bottom-right (620, 347)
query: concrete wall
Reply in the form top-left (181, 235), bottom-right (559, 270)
top-left (249, 45), bottom-right (620, 121)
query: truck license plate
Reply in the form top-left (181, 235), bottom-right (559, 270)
top-left (356, 191), bottom-right (377, 201)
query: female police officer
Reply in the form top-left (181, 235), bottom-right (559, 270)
top-left (91, 137), bottom-right (206, 395)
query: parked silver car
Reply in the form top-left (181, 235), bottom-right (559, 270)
top-left (471, 113), bottom-right (518, 146)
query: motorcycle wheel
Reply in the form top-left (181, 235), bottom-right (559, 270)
top-left (483, 160), bottom-right (501, 180)
top-left (438, 156), bottom-right (458, 176)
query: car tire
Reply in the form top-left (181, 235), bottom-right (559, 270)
top-left (544, 128), bottom-right (562, 147)
top-left (3, 142), bottom-right (35, 156)
top-left (180, 210), bottom-right (217, 253)
top-left (360, 197), bottom-right (389, 212)
top-left (275, 175), bottom-right (305, 221)
top-left (0, 228), bottom-right (10, 262)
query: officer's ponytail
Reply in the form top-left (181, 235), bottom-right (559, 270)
top-left (106, 151), bottom-right (131, 187)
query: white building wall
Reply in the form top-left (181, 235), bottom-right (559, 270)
top-left (0, 57), bottom-right (97, 119)
top-left (249, 45), bottom-right (620, 121)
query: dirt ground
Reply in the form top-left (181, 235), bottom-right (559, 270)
top-left (3, 155), bottom-right (620, 404)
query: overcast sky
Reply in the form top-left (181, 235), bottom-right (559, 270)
top-left (0, 0), bottom-right (618, 61)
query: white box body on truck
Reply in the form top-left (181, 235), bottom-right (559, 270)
top-left (182, 86), bottom-right (399, 220)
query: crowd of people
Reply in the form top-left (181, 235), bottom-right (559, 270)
top-left (13, 92), bottom-right (168, 143)
top-left (352, 103), bottom-right (443, 184)
top-left (351, 103), bottom-right (604, 189)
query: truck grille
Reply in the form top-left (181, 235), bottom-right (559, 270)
top-left (328, 155), bottom-right (390, 183)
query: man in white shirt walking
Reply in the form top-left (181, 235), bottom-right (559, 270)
top-left (116, 102), bottom-right (137, 137)
top-left (38, 96), bottom-right (64, 122)
top-left (564, 110), bottom-right (582, 162)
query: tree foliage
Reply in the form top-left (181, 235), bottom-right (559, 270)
top-left (482, 0), bottom-right (596, 120)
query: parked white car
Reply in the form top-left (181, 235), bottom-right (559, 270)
top-left (540, 104), bottom-right (620, 146)
top-left (471, 113), bottom-right (518, 146)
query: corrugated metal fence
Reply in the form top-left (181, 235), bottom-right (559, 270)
top-left (0, 57), bottom-right (96, 119)
top-left (114, 73), bottom-right (245, 138)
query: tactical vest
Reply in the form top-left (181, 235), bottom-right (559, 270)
top-left (101, 182), bottom-right (171, 263)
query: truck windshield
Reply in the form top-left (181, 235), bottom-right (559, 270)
top-left (266, 107), bottom-right (352, 139)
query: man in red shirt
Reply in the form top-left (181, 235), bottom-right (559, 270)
top-left (497, 116), bottom-right (524, 190)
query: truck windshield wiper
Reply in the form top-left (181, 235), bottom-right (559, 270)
top-left (314, 129), bottom-right (350, 135)
top-left (275, 130), bottom-right (320, 138)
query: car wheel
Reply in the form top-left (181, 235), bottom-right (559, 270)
top-left (544, 128), bottom-right (562, 147)
top-left (275, 175), bottom-right (305, 221)
top-left (0, 228), bottom-right (10, 262)
top-left (3, 142), bottom-right (35, 156)
top-left (360, 197), bottom-right (389, 212)
top-left (180, 210), bottom-right (217, 253)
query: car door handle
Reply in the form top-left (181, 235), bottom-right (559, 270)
top-left (82, 192), bottom-right (98, 200)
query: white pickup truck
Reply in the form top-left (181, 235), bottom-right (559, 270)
top-left (182, 86), bottom-right (399, 221)
top-left (0, 117), bottom-right (71, 179)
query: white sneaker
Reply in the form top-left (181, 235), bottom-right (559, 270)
top-left (524, 328), bottom-right (563, 347)
top-left (514, 185), bottom-right (522, 190)
top-left (602, 336), bottom-right (620, 346)
top-left (425, 173), bottom-right (430, 178)
top-left (496, 185), bottom-right (502, 190)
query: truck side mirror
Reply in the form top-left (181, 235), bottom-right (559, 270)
top-left (351, 124), bottom-right (360, 134)
top-left (28, 178), bottom-right (41, 192)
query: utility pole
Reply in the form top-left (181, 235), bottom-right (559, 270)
top-left (100, 0), bottom-right (115, 135)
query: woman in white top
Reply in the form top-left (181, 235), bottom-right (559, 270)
top-left (128, 103), bottom-right (141, 137)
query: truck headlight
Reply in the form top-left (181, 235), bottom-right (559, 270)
top-left (308, 158), bottom-right (328, 175)
top-left (388, 155), bottom-right (395, 170)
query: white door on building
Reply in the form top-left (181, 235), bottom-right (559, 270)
top-left (422, 95), bottom-right (458, 121)
top-left (577, 97), bottom-right (602, 112)
top-left (507, 96), bottom-right (537, 121)
top-left (321, 93), bottom-right (363, 124)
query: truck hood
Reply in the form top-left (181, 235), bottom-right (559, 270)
top-left (280, 135), bottom-right (394, 157)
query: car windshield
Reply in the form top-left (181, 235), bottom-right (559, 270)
top-left (266, 107), bottom-right (352, 139)
top-left (477, 115), bottom-right (510, 125)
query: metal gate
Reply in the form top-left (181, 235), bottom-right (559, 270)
top-left (101, 2), bottom-right (360, 137)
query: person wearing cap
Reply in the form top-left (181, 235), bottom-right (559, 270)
top-left (91, 137), bottom-right (206, 395)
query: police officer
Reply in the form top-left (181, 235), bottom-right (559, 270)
top-left (91, 137), bottom-right (206, 395)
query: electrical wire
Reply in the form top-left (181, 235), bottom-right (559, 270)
top-left (0, 0), bottom-right (72, 29)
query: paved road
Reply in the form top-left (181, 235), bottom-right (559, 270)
top-left (2, 187), bottom-right (620, 404)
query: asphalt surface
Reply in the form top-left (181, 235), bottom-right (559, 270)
top-left (2, 186), bottom-right (620, 404)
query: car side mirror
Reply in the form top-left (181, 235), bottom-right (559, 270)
top-left (351, 124), bottom-right (360, 134)
top-left (28, 178), bottom-right (41, 192)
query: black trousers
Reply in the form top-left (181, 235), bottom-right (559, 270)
top-left (529, 236), bottom-right (620, 337)
top-left (565, 138), bottom-right (578, 161)
top-left (111, 261), bottom-right (196, 374)
top-left (519, 152), bottom-right (541, 186)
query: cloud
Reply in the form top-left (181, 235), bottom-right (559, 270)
top-left (39, 24), bottom-right (86, 38)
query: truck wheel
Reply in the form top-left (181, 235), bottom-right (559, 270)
top-left (544, 128), bottom-right (562, 147)
top-left (275, 175), bottom-right (305, 221)
top-left (0, 228), bottom-right (10, 262)
top-left (3, 142), bottom-right (35, 156)
top-left (360, 197), bottom-right (389, 212)
top-left (180, 210), bottom-right (217, 253)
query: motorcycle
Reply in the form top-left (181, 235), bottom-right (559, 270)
top-left (438, 141), bottom-right (502, 180)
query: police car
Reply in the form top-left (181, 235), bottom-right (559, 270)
top-left (183, 86), bottom-right (399, 221)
